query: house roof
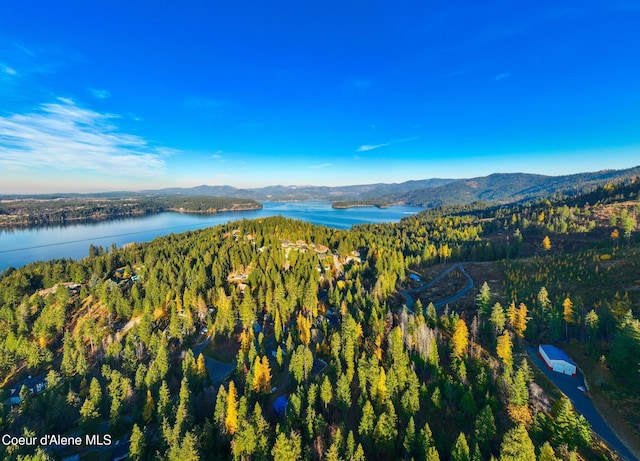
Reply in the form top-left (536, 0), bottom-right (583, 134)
top-left (11, 375), bottom-right (47, 393)
top-left (273, 396), bottom-right (288, 416)
top-left (539, 344), bottom-right (575, 365)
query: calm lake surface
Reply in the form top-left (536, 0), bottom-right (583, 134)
top-left (0, 201), bottom-right (420, 270)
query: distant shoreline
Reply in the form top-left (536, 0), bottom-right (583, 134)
top-left (0, 200), bottom-right (263, 230)
top-left (331, 201), bottom-right (396, 209)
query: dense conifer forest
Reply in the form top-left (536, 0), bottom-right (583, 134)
top-left (0, 178), bottom-right (639, 460)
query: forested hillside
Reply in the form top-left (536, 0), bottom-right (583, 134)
top-left (0, 178), bottom-right (638, 460)
top-left (0, 196), bottom-right (262, 228)
top-left (396, 167), bottom-right (640, 207)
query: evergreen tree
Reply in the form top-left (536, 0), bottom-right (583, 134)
top-left (129, 423), bottom-right (146, 461)
top-left (499, 424), bottom-right (536, 461)
top-left (142, 389), bottom-right (154, 425)
top-left (403, 416), bottom-right (416, 457)
top-left (537, 442), bottom-right (558, 461)
top-left (450, 432), bottom-right (470, 461)
top-left (473, 405), bottom-right (496, 455)
top-left (167, 431), bottom-right (200, 461)
top-left (490, 302), bottom-right (506, 334)
top-left (477, 282), bottom-right (492, 316)
top-left (320, 375), bottom-right (333, 410)
top-left (373, 404), bottom-right (398, 455)
top-left (157, 380), bottom-right (171, 421)
top-left (358, 400), bottom-right (375, 439)
top-left (336, 372), bottom-right (352, 411)
top-left (174, 377), bottom-right (192, 438)
top-left (214, 385), bottom-right (227, 430)
top-left (272, 431), bottom-right (302, 461)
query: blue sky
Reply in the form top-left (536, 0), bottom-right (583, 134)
top-left (1, 1), bottom-right (639, 193)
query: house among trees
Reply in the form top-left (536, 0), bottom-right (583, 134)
top-left (5, 375), bottom-right (47, 405)
top-left (539, 344), bottom-right (577, 376)
top-left (273, 395), bottom-right (288, 417)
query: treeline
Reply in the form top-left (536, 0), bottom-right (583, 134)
top-left (0, 196), bottom-right (262, 227)
top-left (331, 200), bottom-right (392, 209)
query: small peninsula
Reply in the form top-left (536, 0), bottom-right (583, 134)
top-left (331, 199), bottom-right (394, 209)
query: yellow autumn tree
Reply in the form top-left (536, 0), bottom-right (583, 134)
top-left (225, 381), bottom-right (238, 435)
top-left (376, 366), bottom-right (387, 403)
top-left (297, 313), bottom-right (311, 345)
top-left (542, 235), bottom-right (551, 251)
top-left (562, 297), bottom-right (574, 324)
top-left (563, 297), bottom-right (574, 341)
top-left (452, 318), bottom-right (469, 359)
top-left (496, 331), bottom-right (513, 372)
top-left (252, 356), bottom-right (272, 394)
top-left (197, 353), bottom-right (207, 380)
top-left (506, 301), bottom-right (518, 328)
top-left (513, 303), bottom-right (529, 339)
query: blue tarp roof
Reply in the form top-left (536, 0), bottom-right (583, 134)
top-left (539, 344), bottom-right (575, 365)
top-left (273, 396), bottom-right (288, 416)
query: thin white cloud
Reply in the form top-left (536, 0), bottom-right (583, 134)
top-left (212, 151), bottom-right (226, 162)
top-left (495, 72), bottom-right (511, 81)
top-left (357, 142), bottom-right (390, 152)
top-left (309, 163), bottom-right (331, 169)
top-left (89, 88), bottom-right (111, 99)
top-left (0, 98), bottom-right (171, 176)
top-left (356, 136), bottom-right (418, 152)
top-left (1, 64), bottom-right (17, 76)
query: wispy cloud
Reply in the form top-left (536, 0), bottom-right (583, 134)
top-left (356, 136), bottom-right (418, 152)
top-left (0, 98), bottom-right (171, 176)
top-left (357, 143), bottom-right (389, 152)
top-left (1, 64), bottom-right (18, 76)
top-left (212, 151), bottom-right (226, 162)
top-left (494, 72), bottom-right (511, 81)
top-left (309, 163), bottom-right (331, 169)
top-left (89, 88), bottom-right (111, 99)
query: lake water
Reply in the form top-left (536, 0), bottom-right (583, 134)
top-left (0, 201), bottom-right (420, 270)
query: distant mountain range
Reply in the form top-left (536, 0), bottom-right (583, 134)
top-left (142, 178), bottom-right (456, 202)
top-left (394, 166), bottom-right (640, 207)
top-left (147, 166), bottom-right (640, 207)
top-left (3, 166), bottom-right (639, 207)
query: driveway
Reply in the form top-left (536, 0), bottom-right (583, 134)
top-left (527, 346), bottom-right (638, 461)
top-left (399, 263), bottom-right (474, 311)
top-left (193, 336), bottom-right (236, 386)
